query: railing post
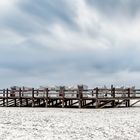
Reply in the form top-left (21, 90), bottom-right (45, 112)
top-left (128, 88), bottom-right (130, 98)
top-left (6, 88), bottom-right (8, 107)
top-left (96, 87), bottom-right (99, 108)
top-left (3, 89), bottom-right (5, 106)
top-left (127, 88), bottom-right (130, 107)
top-left (112, 87), bottom-right (115, 107)
top-left (96, 87), bottom-right (98, 99)
top-left (32, 88), bottom-right (35, 107)
top-left (19, 88), bottom-right (22, 107)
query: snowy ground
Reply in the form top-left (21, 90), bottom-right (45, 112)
top-left (0, 107), bottom-right (140, 140)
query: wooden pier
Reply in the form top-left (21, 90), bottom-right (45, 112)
top-left (0, 85), bottom-right (140, 108)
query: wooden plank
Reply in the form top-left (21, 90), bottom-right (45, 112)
top-left (116, 100), bottom-right (126, 107)
top-left (99, 101), bottom-right (112, 109)
top-left (83, 100), bottom-right (96, 108)
top-left (131, 100), bottom-right (140, 107)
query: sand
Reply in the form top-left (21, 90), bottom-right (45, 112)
top-left (0, 107), bottom-right (140, 140)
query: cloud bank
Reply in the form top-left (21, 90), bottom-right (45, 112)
top-left (0, 0), bottom-right (140, 88)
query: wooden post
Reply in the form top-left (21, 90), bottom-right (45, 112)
top-left (60, 86), bottom-right (65, 108)
top-left (26, 99), bottom-right (28, 106)
top-left (82, 100), bottom-right (84, 106)
top-left (111, 85), bottom-right (113, 94)
top-left (92, 99), bottom-right (94, 106)
top-left (78, 85), bottom-right (83, 108)
top-left (3, 89), bottom-right (5, 106)
top-left (128, 88), bottom-right (130, 98)
top-left (65, 100), bottom-right (67, 107)
top-left (19, 88), bottom-right (22, 107)
top-left (6, 89), bottom-right (8, 107)
top-left (83, 100), bottom-right (86, 106)
top-left (32, 88), bottom-right (35, 107)
top-left (45, 88), bottom-right (48, 107)
top-left (70, 100), bottom-right (72, 106)
top-left (95, 87), bottom-right (99, 108)
top-left (69, 100), bottom-right (71, 106)
top-left (125, 100), bottom-right (128, 107)
top-left (92, 90), bottom-right (94, 97)
top-left (38, 99), bottom-right (40, 106)
top-left (92, 90), bottom-right (94, 106)
top-left (112, 88), bottom-right (116, 107)
top-left (14, 99), bottom-right (16, 107)
top-left (37, 89), bottom-right (39, 96)
top-left (52, 100), bottom-right (54, 106)
top-left (127, 88), bottom-right (130, 107)
top-left (48, 99), bottom-right (50, 106)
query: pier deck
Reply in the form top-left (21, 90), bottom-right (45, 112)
top-left (0, 86), bottom-right (140, 108)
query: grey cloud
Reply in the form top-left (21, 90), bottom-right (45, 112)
top-left (1, 41), bottom-right (140, 75)
top-left (19, 0), bottom-right (74, 22)
top-left (1, 0), bottom-right (77, 37)
top-left (87, 0), bottom-right (140, 18)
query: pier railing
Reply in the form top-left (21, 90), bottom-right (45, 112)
top-left (0, 87), bottom-right (140, 108)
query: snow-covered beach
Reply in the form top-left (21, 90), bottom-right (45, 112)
top-left (0, 107), bottom-right (140, 140)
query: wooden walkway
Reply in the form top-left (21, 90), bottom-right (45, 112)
top-left (0, 86), bottom-right (140, 108)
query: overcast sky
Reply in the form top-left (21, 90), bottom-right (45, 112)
top-left (0, 0), bottom-right (140, 88)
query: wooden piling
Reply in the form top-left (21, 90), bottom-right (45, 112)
top-left (3, 89), bottom-right (5, 106)
top-left (45, 88), bottom-right (48, 107)
top-left (95, 87), bottom-right (99, 108)
top-left (78, 85), bottom-right (83, 108)
top-left (60, 86), bottom-right (65, 108)
top-left (14, 99), bottom-right (16, 107)
top-left (112, 88), bottom-right (116, 107)
top-left (127, 88), bottom-right (130, 107)
top-left (19, 88), bottom-right (22, 107)
top-left (6, 88), bottom-right (8, 107)
top-left (32, 88), bottom-right (35, 107)
top-left (26, 99), bottom-right (28, 106)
